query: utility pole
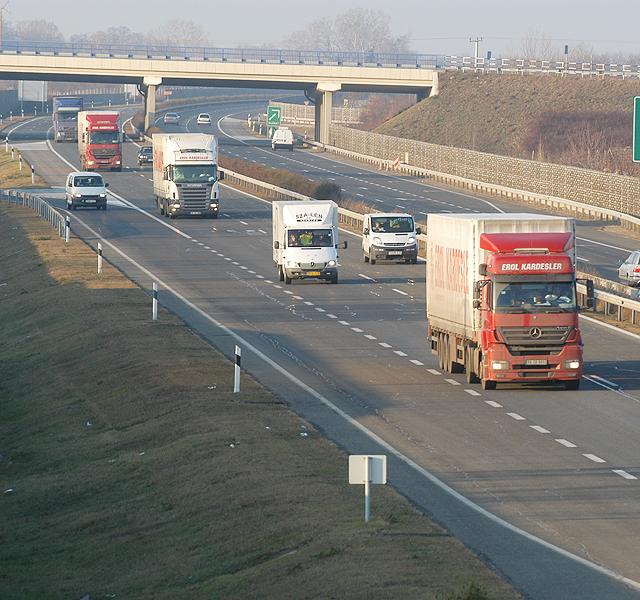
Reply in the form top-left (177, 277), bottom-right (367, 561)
top-left (469, 36), bottom-right (483, 67)
top-left (0, 2), bottom-right (9, 49)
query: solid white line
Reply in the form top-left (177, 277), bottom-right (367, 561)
top-left (444, 378), bottom-right (461, 385)
top-left (530, 425), bottom-right (551, 434)
top-left (507, 412), bottom-right (526, 421)
top-left (427, 369), bottom-right (441, 375)
top-left (583, 453), bottom-right (606, 464)
top-left (410, 359), bottom-right (424, 366)
top-left (576, 256), bottom-right (590, 262)
top-left (612, 469), bottom-right (637, 480)
top-left (555, 439), bottom-right (577, 448)
top-left (69, 210), bottom-right (640, 592)
top-left (576, 236), bottom-right (632, 253)
top-left (588, 374), bottom-right (619, 388)
top-left (358, 273), bottom-right (376, 281)
top-left (485, 400), bottom-right (502, 408)
top-left (464, 389), bottom-right (481, 396)
top-left (392, 288), bottom-right (408, 296)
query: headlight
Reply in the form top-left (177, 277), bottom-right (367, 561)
top-left (407, 236), bottom-right (416, 245)
top-left (74, 193), bottom-right (82, 198)
top-left (327, 260), bottom-right (336, 267)
top-left (210, 203), bottom-right (218, 208)
top-left (565, 360), bottom-right (581, 369)
top-left (99, 193), bottom-right (106, 198)
top-left (373, 236), bottom-right (382, 245)
top-left (492, 361), bottom-right (509, 370)
top-left (87, 161), bottom-right (95, 165)
top-left (116, 161), bottom-right (121, 165)
top-left (171, 203), bottom-right (180, 208)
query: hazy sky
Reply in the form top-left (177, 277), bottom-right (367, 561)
top-left (6, 0), bottom-right (639, 56)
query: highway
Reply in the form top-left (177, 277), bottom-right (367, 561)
top-left (9, 101), bottom-right (640, 600)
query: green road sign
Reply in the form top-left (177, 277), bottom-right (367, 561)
top-left (267, 106), bottom-right (282, 127)
top-left (633, 97), bottom-right (640, 162)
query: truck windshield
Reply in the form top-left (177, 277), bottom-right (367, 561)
top-left (173, 165), bottom-right (217, 183)
top-left (57, 113), bottom-right (77, 122)
top-left (494, 280), bottom-right (577, 313)
top-left (287, 228), bottom-right (334, 247)
top-left (89, 131), bottom-right (119, 145)
top-left (370, 216), bottom-right (414, 233)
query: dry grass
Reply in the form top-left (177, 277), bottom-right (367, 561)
top-left (0, 150), bottom-right (46, 189)
top-left (0, 204), bottom-right (522, 600)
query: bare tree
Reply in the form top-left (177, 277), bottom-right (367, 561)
top-left (9, 19), bottom-right (64, 42)
top-left (517, 30), bottom-right (560, 61)
top-left (147, 20), bottom-right (209, 47)
top-left (286, 9), bottom-right (410, 53)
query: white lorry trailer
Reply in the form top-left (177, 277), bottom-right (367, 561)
top-left (152, 133), bottom-right (223, 219)
top-left (426, 213), bottom-right (593, 390)
top-left (272, 200), bottom-right (346, 284)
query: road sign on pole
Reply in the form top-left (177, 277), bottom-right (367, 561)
top-left (349, 455), bottom-right (387, 522)
top-left (267, 105), bottom-right (282, 128)
top-left (633, 97), bottom-right (640, 162)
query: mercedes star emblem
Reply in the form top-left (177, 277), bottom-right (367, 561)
top-left (530, 327), bottom-right (542, 339)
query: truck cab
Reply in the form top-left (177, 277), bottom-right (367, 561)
top-left (362, 213), bottom-right (419, 264)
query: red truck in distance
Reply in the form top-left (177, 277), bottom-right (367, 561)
top-left (77, 111), bottom-right (122, 172)
top-left (426, 213), bottom-right (594, 390)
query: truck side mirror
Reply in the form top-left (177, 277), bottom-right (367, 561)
top-left (416, 227), bottom-right (422, 235)
top-left (363, 227), bottom-right (369, 235)
top-left (577, 278), bottom-right (595, 309)
top-left (105, 183), bottom-right (109, 188)
top-left (274, 241), bottom-right (280, 249)
top-left (478, 263), bottom-right (488, 276)
top-left (218, 170), bottom-right (225, 181)
top-left (343, 241), bottom-right (348, 249)
top-left (472, 299), bottom-right (481, 309)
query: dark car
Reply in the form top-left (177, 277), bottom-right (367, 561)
top-left (137, 146), bottom-right (153, 166)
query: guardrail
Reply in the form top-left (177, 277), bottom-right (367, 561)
top-left (0, 189), bottom-right (66, 238)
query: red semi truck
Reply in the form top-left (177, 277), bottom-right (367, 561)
top-left (426, 213), bottom-right (593, 390)
top-left (77, 111), bottom-right (122, 171)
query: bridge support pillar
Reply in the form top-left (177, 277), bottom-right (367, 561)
top-left (142, 76), bottom-right (162, 133)
top-left (313, 82), bottom-right (341, 146)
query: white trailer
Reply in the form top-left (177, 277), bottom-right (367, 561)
top-left (152, 133), bottom-right (222, 219)
top-left (272, 200), bottom-right (346, 284)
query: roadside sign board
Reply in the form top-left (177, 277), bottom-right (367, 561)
top-left (267, 105), bottom-right (282, 127)
top-left (633, 97), bottom-right (640, 162)
top-left (349, 455), bottom-right (386, 484)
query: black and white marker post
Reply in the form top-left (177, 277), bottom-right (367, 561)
top-left (65, 216), bottom-right (70, 243)
top-left (97, 242), bottom-right (103, 274)
top-left (152, 282), bottom-right (158, 321)
top-left (31, 165), bottom-right (35, 185)
top-left (234, 345), bottom-right (241, 393)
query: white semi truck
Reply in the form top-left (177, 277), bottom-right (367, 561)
top-left (272, 200), bottom-right (346, 284)
top-left (152, 133), bottom-right (223, 219)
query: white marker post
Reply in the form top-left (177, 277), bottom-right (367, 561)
top-left (152, 282), bottom-right (158, 321)
top-left (234, 345), bottom-right (241, 393)
top-left (65, 216), bottom-right (70, 243)
top-left (349, 455), bottom-right (387, 523)
top-left (31, 165), bottom-right (35, 185)
top-left (97, 242), bottom-right (103, 274)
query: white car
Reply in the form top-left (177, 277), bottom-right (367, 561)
top-left (163, 112), bottom-right (180, 125)
top-left (65, 171), bottom-right (109, 211)
top-left (272, 126), bottom-right (294, 151)
top-left (619, 250), bottom-right (640, 286)
top-left (196, 113), bottom-right (211, 125)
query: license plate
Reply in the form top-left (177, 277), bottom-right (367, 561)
top-left (388, 251), bottom-right (403, 255)
top-left (84, 199), bottom-right (96, 203)
top-left (190, 211), bottom-right (202, 215)
top-left (306, 271), bottom-right (321, 276)
top-left (525, 359), bottom-right (547, 366)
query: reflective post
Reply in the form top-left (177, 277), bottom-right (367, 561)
top-left (97, 242), bottom-right (103, 274)
top-left (152, 282), bottom-right (158, 321)
top-left (31, 165), bottom-right (35, 184)
top-left (65, 216), bottom-right (70, 243)
top-left (234, 345), bottom-right (241, 393)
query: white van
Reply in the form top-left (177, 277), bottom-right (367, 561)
top-left (65, 171), bottom-right (109, 210)
top-left (272, 126), bottom-right (294, 151)
top-left (362, 213), bottom-right (420, 264)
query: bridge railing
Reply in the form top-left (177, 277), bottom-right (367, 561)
top-left (0, 40), bottom-right (445, 68)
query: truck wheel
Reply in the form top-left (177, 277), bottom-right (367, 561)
top-left (159, 199), bottom-right (164, 216)
top-left (565, 380), bottom-right (580, 391)
top-left (442, 335), bottom-right (451, 373)
top-left (330, 274), bottom-right (338, 284)
top-left (437, 334), bottom-right (445, 370)
top-left (278, 265), bottom-right (285, 282)
top-left (464, 347), bottom-right (479, 383)
top-left (364, 253), bottom-right (369, 263)
top-left (482, 379), bottom-right (496, 391)
top-left (411, 258), bottom-right (418, 265)
top-left (284, 273), bottom-right (292, 285)
top-left (370, 258), bottom-right (376, 265)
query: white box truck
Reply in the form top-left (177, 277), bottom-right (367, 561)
top-left (362, 212), bottom-right (421, 264)
top-left (426, 213), bottom-right (593, 390)
top-left (272, 200), bottom-right (347, 284)
top-left (152, 133), bottom-right (223, 219)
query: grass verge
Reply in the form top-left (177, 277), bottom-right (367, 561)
top-left (0, 150), bottom-right (46, 189)
top-left (0, 204), bottom-right (522, 600)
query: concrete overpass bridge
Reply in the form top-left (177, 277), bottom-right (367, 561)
top-left (0, 42), bottom-right (439, 143)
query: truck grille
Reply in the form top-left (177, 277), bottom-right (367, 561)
top-left (498, 326), bottom-right (572, 354)
top-left (93, 148), bottom-right (116, 159)
top-left (179, 186), bottom-right (210, 210)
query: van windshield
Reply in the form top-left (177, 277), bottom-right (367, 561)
top-left (370, 216), bottom-right (414, 233)
top-left (74, 176), bottom-right (104, 187)
top-left (287, 228), bottom-right (334, 247)
top-left (173, 164), bottom-right (217, 183)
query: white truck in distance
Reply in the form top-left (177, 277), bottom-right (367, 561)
top-left (272, 200), bottom-right (347, 284)
top-left (362, 212), bottom-right (420, 264)
top-left (152, 133), bottom-right (223, 219)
